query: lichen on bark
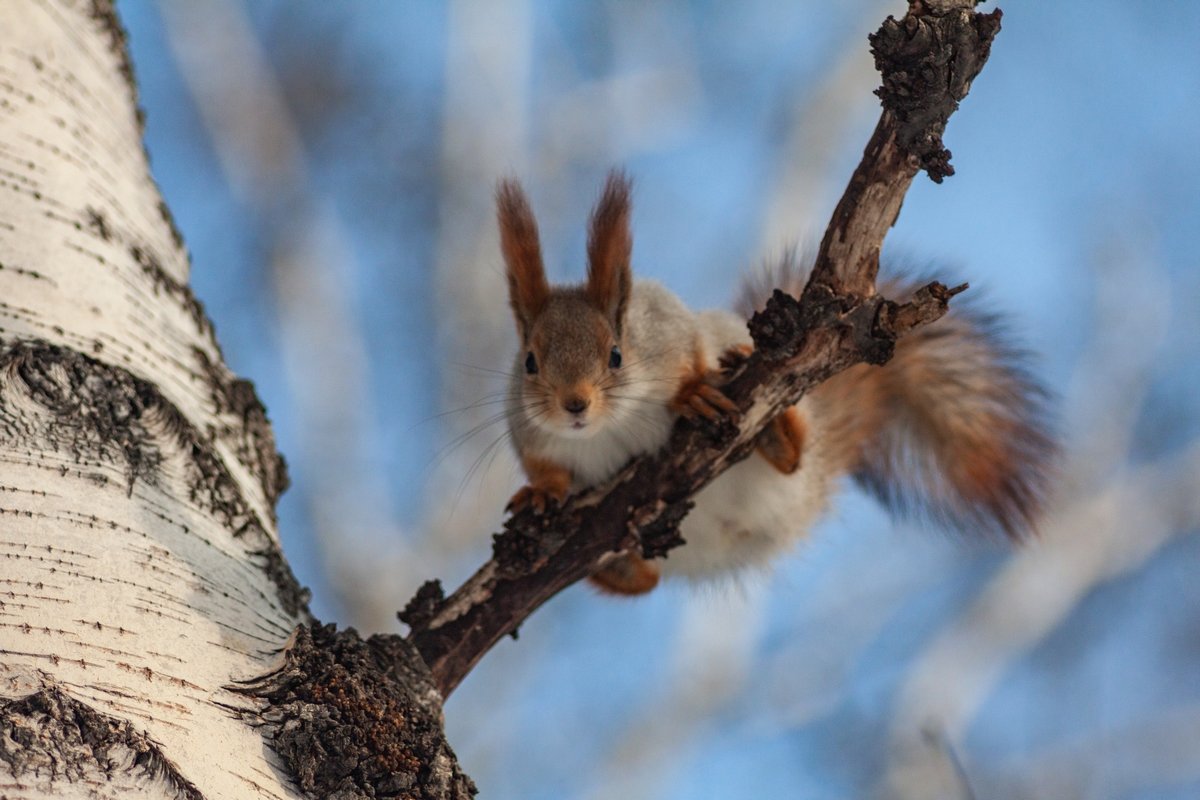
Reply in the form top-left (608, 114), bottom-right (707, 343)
top-left (239, 624), bottom-right (476, 800)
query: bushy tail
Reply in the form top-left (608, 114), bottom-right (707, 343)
top-left (740, 254), bottom-right (1057, 539)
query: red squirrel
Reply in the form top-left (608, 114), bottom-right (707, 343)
top-left (499, 171), bottom-right (1054, 594)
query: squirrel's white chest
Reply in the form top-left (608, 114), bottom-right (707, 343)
top-left (539, 404), bottom-right (676, 489)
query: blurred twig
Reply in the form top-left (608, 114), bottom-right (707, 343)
top-left (758, 27), bottom-right (879, 249)
top-left (987, 704), bottom-right (1200, 798)
top-left (422, 0), bottom-right (536, 563)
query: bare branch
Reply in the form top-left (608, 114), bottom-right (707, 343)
top-left (809, 3), bottom-right (1003, 298)
top-left (404, 0), bottom-right (1003, 698)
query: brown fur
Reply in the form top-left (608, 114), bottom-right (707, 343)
top-left (743, 253), bottom-right (1056, 539)
top-left (585, 171), bottom-right (633, 333)
top-left (528, 292), bottom-right (614, 380)
top-left (720, 344), bottom-right (811, 474)
top-left (497, 179), bottom-right (550, 338)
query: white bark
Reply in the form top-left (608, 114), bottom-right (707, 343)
top-left (0, 3), bottom-right (305, 797)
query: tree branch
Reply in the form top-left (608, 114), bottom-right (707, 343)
top-left (404, 0), bottom-right (1002, 698)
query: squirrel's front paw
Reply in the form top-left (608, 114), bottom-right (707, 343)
top-left (509, 457), bottom-right (572, 514)
top-left (506, 483), bottom-right (567, 515)
top-left (672, 367), bottom-right (739, 423)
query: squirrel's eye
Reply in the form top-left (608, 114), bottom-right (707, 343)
top-left (609, 345), bottom-right (622, 369)
top-left (525, 351), bottom-right (538, 375)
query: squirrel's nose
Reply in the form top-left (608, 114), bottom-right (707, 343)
top-left (563, 396), bottom-right (589, 415)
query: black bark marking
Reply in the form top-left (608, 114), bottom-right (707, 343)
top-left (193, 347), bottom-right (290, 517)
top-left (0, 258), bottom-right (54, 284)
top-left (239, 624), bottom-right (476, 800)
top-left (6, 341), bottom-right (164, 492)
top-left (158, 199), bottom-right (186, 251)
top-left (0, 341), bottom-right (310, 618)
top-left (86, 206), bottom-right (112, 241)
top-left (86, 2), bottom-right (182, 245)
top-left (87, 0), bottom-right (144, 132)
top-left (129, 244), bottom-right (214, 338)
top-left (397, 580), bottom-right (446, 633)
top-left (0, 687), bottom-right (203, 799)
top-left (870, 4), bottom-right (1003, 182)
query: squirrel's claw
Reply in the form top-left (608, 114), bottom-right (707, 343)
top-left (718, 343), bottom-right (753, 373)
top-left (506, 483), bottom-right (567, 515)
top-left (510, 456), bottom-right (571, 515)
top-left (672, 344), bottom-right (749, 423)
top-left (673, 374), bottom-right (739, 423)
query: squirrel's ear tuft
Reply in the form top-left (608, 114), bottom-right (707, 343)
top-left (497, 178), bottom-right (549, 339)
top-left (586, 170), bottom-right (633, 334)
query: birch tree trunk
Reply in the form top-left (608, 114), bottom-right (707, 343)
top-left (0, 2), bottom-right (303, 796)
top-left (0, 4), bottom-right (471, 798)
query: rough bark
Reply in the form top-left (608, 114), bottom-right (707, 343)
top-left (0, 687), bottom-right (202, 799)
top-left (237, 625), bottom-right (475, 800)
top-left (404, 0), bottom-right (1000, 698)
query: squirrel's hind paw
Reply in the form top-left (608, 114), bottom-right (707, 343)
top-left (756, 406), bottom-right (807, 474)
top-left (589, 552), bottom-right (661, 595)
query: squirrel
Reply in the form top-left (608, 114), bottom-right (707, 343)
top-left (498, 170), bottom-right (1055, 595)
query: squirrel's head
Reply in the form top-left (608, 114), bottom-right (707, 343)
top-left (498, 171), bottom-right (633, 438)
